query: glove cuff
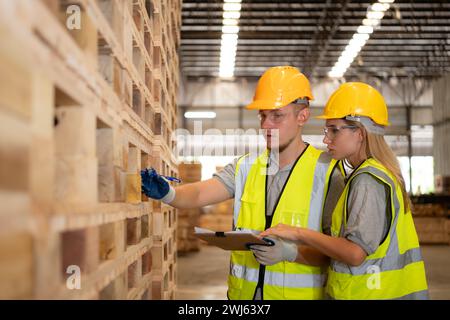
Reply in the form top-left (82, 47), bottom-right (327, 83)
top-left (286, 250), bottom-right (298, 262)
top-left (283, 241), bottom-right (299, 262)
top-left (161, 185), bottom-right (176, 204)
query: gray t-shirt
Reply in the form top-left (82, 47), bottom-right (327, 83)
top-left (343, 173), bottom-right (390, 255)
top-left (213, 153), bottom-right (295, 216)
top-left (322, 165), bottom-right (390, 255)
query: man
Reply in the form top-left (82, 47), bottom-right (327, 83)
top-left (141, 66), bottom-right (340, 299)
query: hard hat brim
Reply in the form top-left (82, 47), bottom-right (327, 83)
top-left (315, 113), bottom-right (390, 126)
top-left (245, 99), bottom-right (287, 110)
top-left (246, 97), bottom-right (313, 110)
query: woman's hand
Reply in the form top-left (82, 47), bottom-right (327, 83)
top-left (259, 223), bottom-right (304, 242)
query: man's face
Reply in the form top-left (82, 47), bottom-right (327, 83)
top-left (258, 104), bottom-right (309, 151)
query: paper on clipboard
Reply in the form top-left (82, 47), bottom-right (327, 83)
top-left (194, 227), bottom-right (274, 251)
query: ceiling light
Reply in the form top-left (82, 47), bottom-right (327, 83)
top-left (337, 56), bottom-right (354, 66)
top-left (223, 18), bottom-right (238, 26)
top-left (220, 1), bottom-right (242, 79)
top-left (220, 59), bottom-right (236, 67)
top-left (220, 57), bottom-right (236, 64)
top-left (221, 44), bottom-right (237, 51)
top-left (223, 11), bottom-right (241, 19)
top-left (342, 50), bottom-right (359, 61)
top-left (222, 25), bottom-right (239, 34)
top-left (223, 3), bottom-right (241, 11)
top-left (357, 25), bottom-right (374, 34)
top-left (221, 36), bottom-right (238, 44)
top-left (328, 71), bottom-right (343, 78)
top-left (328, 1), bottom-right (395, 78)
top-left (370, 3), bottom-right (390, 12)
top-left (220, 41), bottom-right (238, 50)
top-left (184, 112), bottom-right (217, 119)
top-left (363, 18), bottom-right (380, 27)
top-left (353, 33), bottom-right (370, 42)
top-left (222, 33), bottom-right (238, 40)
top-left (367, 10), bottom-right (384, 20)
top-left (349, 38), bottom-right (367, 50)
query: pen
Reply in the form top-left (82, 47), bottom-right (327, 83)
top-left (162, 175), bottom-right (182, 183)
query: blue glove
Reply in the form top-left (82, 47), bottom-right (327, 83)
top-left (140, 168), bottom-right (170, 200)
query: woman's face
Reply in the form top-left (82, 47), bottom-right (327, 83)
top-left (323, 119), bottom-right (363, 160)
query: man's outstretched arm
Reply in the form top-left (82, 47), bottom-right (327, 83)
top-left (169, 178), bottom-right (232, 209)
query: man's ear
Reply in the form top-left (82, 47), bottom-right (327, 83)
top-left (297, 107), bottom-right (310, 126)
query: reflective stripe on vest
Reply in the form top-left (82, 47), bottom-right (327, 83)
top-left (228, 146), bottom-right (335, 300)
top-left (332, 246), bottom-right (423, 275)
top-left (230, 262), bottom-right (326, 288)
top-left (327, 159), bottom-right (429, 300)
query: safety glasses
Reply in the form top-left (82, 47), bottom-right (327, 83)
top-left (323, 125), bottom-right (358, 140)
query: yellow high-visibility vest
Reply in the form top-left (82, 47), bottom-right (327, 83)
top-left (327, 158), bottom-right (429, 300)
top-left (228, 145), bottom-right (336, 300)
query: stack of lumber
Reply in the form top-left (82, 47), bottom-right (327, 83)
top-left (199, 166), bottom-right (234, 233)
top-left (0, 0), bottom-right (181, 300)
top-left (177, 162), bottom-right (202, 254)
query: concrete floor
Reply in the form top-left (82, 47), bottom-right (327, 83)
top-left (176, 246), bottom-right (230, 300)
top-left (422, 245), bottom-right (450, 299)
top-left (175, 245), bottom-right (450, 300)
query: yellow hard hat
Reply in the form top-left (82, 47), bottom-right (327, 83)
top-left (246, 66), bottom-right (314, 110)
top-left (316, 82), bottom-right (389, 126)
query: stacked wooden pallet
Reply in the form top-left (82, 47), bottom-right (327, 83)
top-left (414, 217), bottom-right (449, 245)
top-left (199, 166), bottom-right (234, 233)
top-left (200, 201), bottom-right (234, 232)
top-left (412, 195), bottom-right (450, 245)
top-left (412, 203), bottom-right (447, 217)
top-left (435, 175), bottom-right (450, 195)
top-left (447, 219), bottom-right (450, 246)
top-left (0, 0), bottom-right (181, 299)
top-left (177, 163), bottom-right (202, 254)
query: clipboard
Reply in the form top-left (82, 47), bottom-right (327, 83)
top-left (194, 227), bottom-right (275, 251)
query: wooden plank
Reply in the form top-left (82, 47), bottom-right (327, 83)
top-left (61, 226), bottom-right (99, 275)
top-left (0, 232), bottom-right (34, 299)
top-left (127, 217), bottom-right (141, 246)
top-left (142, 249), bottom-right (153, 276)
top-left (141, 214), bottom-right (150, 239)
top-left (59, 4), bottom-right (99, 69)
top-left (0, 49), bottom-right (32, 119)
top-left (99, 221), bottom-right (126, 262)
top-left (0, 111), bottom-right (30, 192)
top-left (55, 105), bottom-right (96, 157)
top-left (30, 75), bottom-right (54, 216)
top-left (127, 258), bottom-right (141, 289)
top-left (126, 173), bottom-right (142, 204)
top-left (54, 155), bottom-right (98, 205)
top-left (99, 271), bottom-right (127, 300)
top-left (0, 0), bottom-right (181, 299)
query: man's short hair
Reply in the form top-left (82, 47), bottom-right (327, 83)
top-left (292, 97), bottom-right (309, 107)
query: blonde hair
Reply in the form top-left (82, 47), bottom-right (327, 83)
top-left (348, 121), bottom-right (411, 212)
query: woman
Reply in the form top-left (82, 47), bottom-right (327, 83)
top-left (258, 82), bottom-right (429, 300)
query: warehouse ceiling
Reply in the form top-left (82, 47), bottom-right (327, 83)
top-left (180, 0), bottom-right (450, 80)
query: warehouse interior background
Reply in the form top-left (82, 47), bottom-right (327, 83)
top-left (0, 0), bottom-right (449, 300)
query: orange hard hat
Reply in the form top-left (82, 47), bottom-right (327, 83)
top-left (246, 66), bottom-right (314, 110)
top-left (316, 82), bottom-right (389, 126)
